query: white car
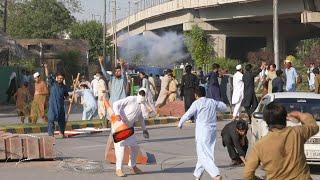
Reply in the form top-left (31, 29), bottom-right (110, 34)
top-left (251, 92), bottom-right (320, 164)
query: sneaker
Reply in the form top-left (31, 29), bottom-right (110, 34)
top-left (115, 169), bottom-right (126, 177)
top-left (129, 166), bottom-right (143, 174)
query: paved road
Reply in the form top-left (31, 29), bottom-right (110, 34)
top-left (1, 121), bottom-right (320, 180)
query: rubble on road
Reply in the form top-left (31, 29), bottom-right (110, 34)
top-left (0, 131), bottom-right (55, 161)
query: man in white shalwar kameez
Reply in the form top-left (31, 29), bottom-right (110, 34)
top-left (178, 86), bottom-right (227, 180)
top-left (112, 88), bottom-right (151, 177)
top-left (232, 65), bottom-right (244, 120)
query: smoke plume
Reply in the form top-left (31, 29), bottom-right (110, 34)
top-left (118, 31), bottom-right (188, 68)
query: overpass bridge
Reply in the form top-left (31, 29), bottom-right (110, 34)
top-left (108, 0), bottom-right (320, 60)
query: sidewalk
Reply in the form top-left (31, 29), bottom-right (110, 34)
top-left (0, 104), bottom-right (17, 118)
top-left (0, 117), bottom-right (181, 134)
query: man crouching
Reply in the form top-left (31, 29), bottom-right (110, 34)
top-left (111, 88), bottom-right (151, 177)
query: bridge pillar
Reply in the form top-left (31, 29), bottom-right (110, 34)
top-left (207, 34), bottom-right (226, 58)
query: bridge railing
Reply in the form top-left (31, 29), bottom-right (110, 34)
top-left (131, 0), bottom-right (172, 15)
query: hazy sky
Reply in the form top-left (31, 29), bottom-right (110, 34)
top-left (73, 0), bottom-right (130, 22)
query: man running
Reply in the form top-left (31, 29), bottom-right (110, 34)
top-left (178, 86), bottom-right (227, 180)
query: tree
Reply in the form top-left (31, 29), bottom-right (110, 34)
top-left (69, 20), bottom-right (112, 62)
top-left (184, 25), bottom-right (213, 68)
top-left (57, 50), bottom-right (81, 84)
top-left (7, 0), bottom-right (75, 38)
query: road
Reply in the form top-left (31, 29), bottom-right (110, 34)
top-left (1, 121), bottom-right (320, 180)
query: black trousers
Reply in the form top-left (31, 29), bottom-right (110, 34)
top-left (48, 118), bottom-right (66, 136)
top-left (222, 135), bottom-right (248, 161)
top-left (183, 89), bottom-right (195, 121)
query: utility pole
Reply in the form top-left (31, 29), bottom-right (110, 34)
top-left (3, 0), bottom-right (7, 32)
top-left (103, 0), bottom-right (106, 62)
top-left (128, 1), bottom-right (131, 34)
top-left (273, 0), bottom-right (279, 70)
top-left (111, 0), bottom-right (118, 67)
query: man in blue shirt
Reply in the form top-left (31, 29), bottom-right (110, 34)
top-left (44, 64), bottom-right (69, 137)
top-left (99, 57), bottom-right (127, 105)
top-left (284, 59), bottom-right (298, 92)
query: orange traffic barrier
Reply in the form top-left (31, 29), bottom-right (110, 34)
top-left (104, 100), bottom-right (134, 143)
top-left (104, 135), bottom-right (156, 165)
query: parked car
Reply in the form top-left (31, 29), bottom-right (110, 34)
top-left (251, 92), bottom-right (320, 164)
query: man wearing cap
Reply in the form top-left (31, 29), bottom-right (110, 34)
top-left (232, 65), bottom-right (244, 120)
top-left (30, 72), bottom-right (49, 124)
top-left (75, 83), bottom-right (97, 120)
top-left (110, 88), bottom-right (151, 177)
top-left (284, 58), bottom-right (298, 92)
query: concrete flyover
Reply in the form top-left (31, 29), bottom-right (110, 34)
top-left (108, 0), bottom-right (320, 60)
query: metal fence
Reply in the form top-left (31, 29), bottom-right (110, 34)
top-left (131, 0), bottom-right (172, 14)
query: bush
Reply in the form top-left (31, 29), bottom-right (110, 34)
top-left (213, 57), bottom-right (239, 74)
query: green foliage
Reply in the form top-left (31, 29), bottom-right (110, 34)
top-left (69, 20), bottom-right (111, 62)
top-left (59, 0), bottom-right (82, 13)
top-left (57, 50), bottom-right (81, 84)
top-left (184, 25), bottom-right (213, 68)
top-left (213, 57), bottom-right (239, 74)
top-left (7, 0), bottom-right (75, 38)
top-left (296, 38), bottom-right (320, 66)
top-left (8, 58), bottom-right (38, 71)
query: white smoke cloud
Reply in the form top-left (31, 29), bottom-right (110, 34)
top-left (118, 31), bottom-right (189, 68)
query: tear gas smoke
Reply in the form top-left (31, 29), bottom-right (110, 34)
top-left (118, 31), bottom-right (189, 68)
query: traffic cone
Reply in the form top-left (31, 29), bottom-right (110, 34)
top-left (104, 135), bottom-right (156, 165)
top-left (104, 100), bottom-right (134, 143)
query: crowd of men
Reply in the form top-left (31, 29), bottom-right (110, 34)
top-left (4, 56), bottom-right (320, 179)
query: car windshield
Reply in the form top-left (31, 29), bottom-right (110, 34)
top-left (273, 98), bottom-right (320, 121)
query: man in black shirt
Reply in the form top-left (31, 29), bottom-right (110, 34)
top-left (272, 70), bottom-right (284, 93)
top-left (221, 120), bottom-right (248, 166)
top-left (180, 65), bottom-right (199, 122)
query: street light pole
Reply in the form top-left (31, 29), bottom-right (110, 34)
top-left (273, 0), bottom-right (279, 70)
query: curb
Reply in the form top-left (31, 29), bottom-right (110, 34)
top-left (0, 117), bottom-right (180, 134)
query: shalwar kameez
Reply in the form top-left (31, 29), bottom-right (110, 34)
top-left (112, 91), bottom-right (150, 175)
top-left (76, 89), bottom-right (97, 120)
top-left (232, 68), bottom-right (244, 119)
top-left (178, 97), bottom-right (227, 178)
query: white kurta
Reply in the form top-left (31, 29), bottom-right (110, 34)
top-left (148, 76), bottom-right (156, 97)
top-left (232, 71), bottom-right (244, 118)
top-left (155, 75), bottom-right (170, 108)
top-left (178, 97), bottom-right (227, 178)
top-left (112, 96), bottom-right (149, 170)
top-left (91, 78), bottom-right (99, 98)
top-left (113, 96), bottom-right (148, 146)
top-left (231, 71), bottom-right (244, 105)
